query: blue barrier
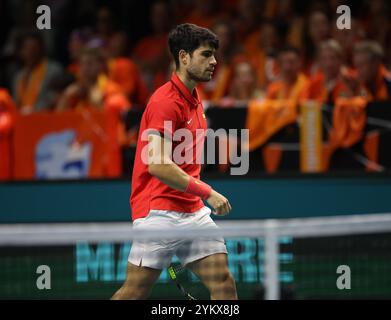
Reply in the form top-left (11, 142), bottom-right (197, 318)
top-left (1, 175), bottom-right (390, 223)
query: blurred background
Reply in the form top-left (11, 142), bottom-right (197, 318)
top-left (0, 0), bottom-right (391, 300)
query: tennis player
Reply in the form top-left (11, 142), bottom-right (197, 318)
top-left (112, 23), bottom-right (237, 300)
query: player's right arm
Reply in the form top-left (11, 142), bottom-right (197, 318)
top-left (147, 133), bottom-right (232, 216)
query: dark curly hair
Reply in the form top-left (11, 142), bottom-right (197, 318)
top-left (168, 23), bottom-right (219, 69)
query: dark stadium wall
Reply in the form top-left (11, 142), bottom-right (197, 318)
top-left (1, 175), bottom-right (391, 223)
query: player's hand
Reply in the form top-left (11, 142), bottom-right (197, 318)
top-left (206, 190), bottom-right (232, 216)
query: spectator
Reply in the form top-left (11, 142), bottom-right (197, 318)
top-left (302, 8), bottom-right (331, 76)
top-left (107, 32), bottom-right (149, 108)
top-left (304, 39), bottom-right (351, 104)
top-left (244, 20), bottom-right (281, 91)
top-left (348, 41), bottom-right (391, 101)
top-left (266, 46), bottom-right (309, 101)
top-left (225, 61), bottom-right (262, 104)
top-left (12, 32), bottom-right (63, 113)
top-left (331, 17), bottom-right (366, 67)
top-left (56, 48), bottom-right (129, 111)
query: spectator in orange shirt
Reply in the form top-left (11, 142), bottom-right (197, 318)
top-left (266, 46), bottom-right (309, 101)
top-left (244, 20), bottom-right (281, 91)
top-left (304, 39), bottom-right (351, 105)
top-left (348, 41), bottom-right (391, 101)
top-left (57, 48), bottom-right (129, 111)
top-left (107, 32), bottom-right (148, 108)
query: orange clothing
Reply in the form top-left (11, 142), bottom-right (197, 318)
top-left (266, 73), bottom-right (309, 101)
top-left (358, 65), bottom-right (391, 102)
top-left (303, 71), bottom-right (351, 105)
top-left (245, 99), bottom-right (297, 151)
top-left (16, 60), bottom-right (48, 110)
top-left (330, 97), bottom-right (367, 148)
top-left (243, 30), bottom-right (262, 57)
top-left (199, 63), bottom-right (233, 101)
top-left (244, 74), bottom-right (309, 153)
top-left (108, 58), bottom-right (148, 107)
top-left (286, 18), bottom-right (305, 50)
top-left (63, 75), bottom-right (129, 111)
top-left (61, 76), bottom-right (131, 177)
top-left (252, 52), bottom-right (279, 89)
top-left (243, 32), bottom-right (279, 89)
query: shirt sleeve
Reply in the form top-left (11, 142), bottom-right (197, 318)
top-left (146, 100), bottom-right (183, 138)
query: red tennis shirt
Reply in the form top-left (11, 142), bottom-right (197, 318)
top-left (130, 73), bottom-right (207, 221)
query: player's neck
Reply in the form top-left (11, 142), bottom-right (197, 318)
top-left (175, 70), bottom-right (197, 95)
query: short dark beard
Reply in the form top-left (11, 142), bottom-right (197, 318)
top-left (187, 68), bottom-right (210, 83)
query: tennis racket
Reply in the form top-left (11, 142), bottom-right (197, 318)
top-left (167, 264), bottom-right (198, 300)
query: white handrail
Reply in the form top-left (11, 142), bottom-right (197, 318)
top-left (1, 213), bottom-right (390, 245)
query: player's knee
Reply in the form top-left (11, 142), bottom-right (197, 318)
top-left (211, 270), bottom-right (237, 294)
top-left (222, 271), bottom-right (236, 290)
top-left (209, 275), bottom-right (237, 300)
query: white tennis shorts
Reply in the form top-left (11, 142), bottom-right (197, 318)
top-left (128, 206), bottom-right (227, 269)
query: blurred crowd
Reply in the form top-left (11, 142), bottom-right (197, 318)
top-left (0, 0), bottom-right (390, 118)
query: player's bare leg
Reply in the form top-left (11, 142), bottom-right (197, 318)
top-left (111, 262), bottom-right (162, 300)
top-left (187, 253), bottom-right (238, 300)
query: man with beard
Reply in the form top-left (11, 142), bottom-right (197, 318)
top-left (112, 24), bottom-right (237, 300)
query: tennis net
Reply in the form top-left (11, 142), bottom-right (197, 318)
top-left (0, 213), bottom-right (391, 299)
